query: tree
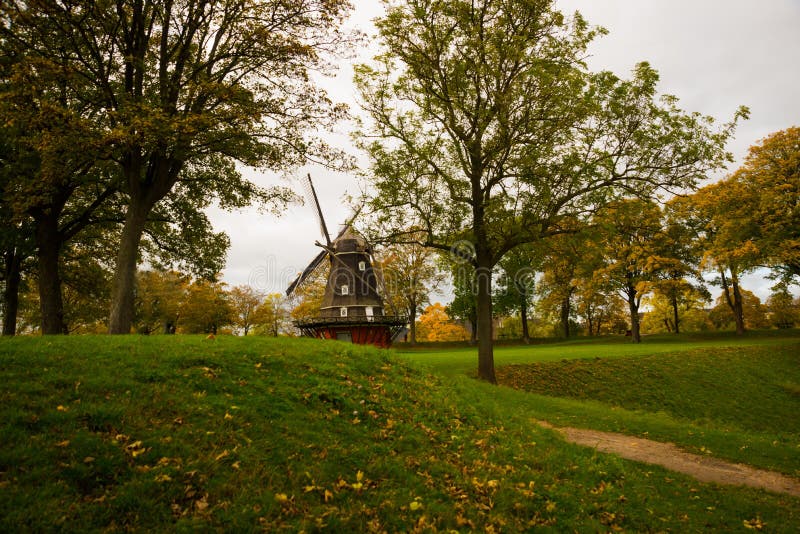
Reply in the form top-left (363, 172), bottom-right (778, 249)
top-left (766, 288), bottom-right (798, 329)
top-left (357, 0), bottom-right (743, 382)
top-left (592, 199), bottom-right (663, 343)
top-left (180, 279), bottom-right (233, 335)
top-left (0, 38), bottom-right (121, 334)
top-left (135, 269), bottom-right (188, 334)
top-left (708, 288), bottom-right (769, 331)
top-left (2, 0), bottom-right (355, 334)
top-left (641, 291), bottom-right (711, 334)
top-left (416, 302), bottom-right (469, 342)
top-left (493, 245), bottom-right (538, 343)
top-left (652, 198), bottom-right (710, 334)
top-left (443, 258), bottom-right (478, 345)
top-left (229, 285), bottom-right (264, 336)
top-left (726, 127), bottom-right (800, 283)
top-left (537, 233), bottom-right (589, 339)
top-left (686, 181), bottom-right (761, 334)
top-left (379, 238), bottom-right (444, 344)
top-left (289, 267), bottom-right (328, 323)
top-left (252, 293), bottom-right (290, 337)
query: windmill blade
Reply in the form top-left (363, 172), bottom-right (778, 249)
top-left (303, 174), bottom-right (332, 247)
top-left (286, 249), bottom-right (328, 296)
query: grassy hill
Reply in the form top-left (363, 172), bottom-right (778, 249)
top-left (1, 335), bottom-right (799, 531)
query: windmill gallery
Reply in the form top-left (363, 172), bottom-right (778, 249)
top-left (285, 176), bottom-right (406, 348)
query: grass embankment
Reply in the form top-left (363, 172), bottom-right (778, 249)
top-left (399, 331), bottom-right (800, 476)
top-left (1, 335), bottom-right (799, 531)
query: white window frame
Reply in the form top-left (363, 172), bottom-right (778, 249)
top-left (358, 261), bottom-right (366, 271)
top-left (341, 284), bottom-right (349, 295)
top-left (340, 307), bottom-right (348, 317)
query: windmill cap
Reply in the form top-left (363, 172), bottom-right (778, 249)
top-left (335, 225), bottom-right (369, 252)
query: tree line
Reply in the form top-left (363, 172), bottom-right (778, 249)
top-left (0, 0), bottom-right (354, 336)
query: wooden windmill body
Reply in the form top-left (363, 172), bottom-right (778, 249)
top-left (286, 176), bottom-right (406, 348)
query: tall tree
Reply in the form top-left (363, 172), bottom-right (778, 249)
top-left (653, 198), bottom-right (710, 334)
top-left (252, 293), bottom-right (290, 337)
top-left (2, 0), bottom-right (355, 334)
top-left (537, 233), bottom-right (588, 339)
top-left (592, 199), bottom-right (663, 343)
top-left (684, 180), bottom-right (760, 335)
top-left (379, 237), bottom-right (444, 345)
top-left (229, 285), bottom-right (263, 336)
top-left (0, 39), bottom-right (119, 334)
top-left (357, 0), bottom-right (743, 382)
top-left (180, 279), bottom-right (233, 335)
top-left (766, 288), bottom-right (798, 329)
top-left (134, 269), bottom-right (188, 334)
top-left (493, 245), bottom-right (538, 343)
top-left (726, 127), bottom-right (800, 284)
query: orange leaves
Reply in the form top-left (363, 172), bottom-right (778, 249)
top-left (415, 303), bottom-right (470, 342)
top-left (743, 516), bottom-right (766, 530)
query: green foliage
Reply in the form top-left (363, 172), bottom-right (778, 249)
top-left (708, 289), bottom-right (770, 331)
top-left (179, 280), bottom-right (234, 335)
top-left (722, 127), bottom-right (800, 282)
top-left (378, 238), bottom-right (444, 343)
top-left (135, 270), bottom-right (189, 335)
top-left (251, 293), bottom-right (291, 337)
top-left (1, 335), bottom-right (799, 531)
top-left (767, 288), bottom-right (799, 329)
top-left (357, 0), bottom-right (743, 379)
top-left (641, 291), bottom-right (712, 334)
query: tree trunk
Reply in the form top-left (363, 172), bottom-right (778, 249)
top-left (468, 316), bottom-right (477, 345)
top-left (671, 293), bottom-right (681, 334)
top-left (626, 284), bottom-right (641, 343)
top-left (560, 295), bottom-right (571, 339)
top-left (109, 202), bottom-right (150, 334)
top-left (731, 276), bottom-right (745, 335)
top-left (35, 216), bottom-right (67, 335)
top-left (475, 262), bottom-right (496, 383)
top-left (2, 249), bottom-right (22, 336)
top-left (720, 269), bottom-right (745, 335)
top-left (408, 307), bottom-right (417, 345)
top-left (519, 294), bottom-right (530, 344)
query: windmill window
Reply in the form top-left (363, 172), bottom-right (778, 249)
top-left (358, 261), bottom-right (366, 271)
top-left (366, 306), bottom-right (373, 317)
top-left (340, 307), bottom-right (348, 317)
top-left (341, 285), bottom-right (349, 295)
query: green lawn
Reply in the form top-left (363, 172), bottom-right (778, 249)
top-left (1, 334), bottom-right (799, 531)
top-left (397, 330), bottom-right (800, 376)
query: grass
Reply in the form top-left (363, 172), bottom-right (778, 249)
top-left (1, 334), bottom-right (799, 531)
top-left (397, 330), bottom-right (800, 376)
top-left (494, 342), bottom-right (800, 476)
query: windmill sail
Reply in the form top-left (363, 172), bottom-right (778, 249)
top-left (286, 249), bottom-right (327, 296)
top-left (303, 173), bottom-right (331, 247)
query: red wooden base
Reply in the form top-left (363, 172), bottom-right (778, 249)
top-left (310, 325), bottom-right (393, 349)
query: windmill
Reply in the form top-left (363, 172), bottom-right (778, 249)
top-left (286, 175), bottom-right (406, 348)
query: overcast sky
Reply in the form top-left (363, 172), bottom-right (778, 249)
top-left (207, 1), bottom-right (800, 301)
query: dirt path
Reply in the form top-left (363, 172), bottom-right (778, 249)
top-left (536, 421), bottom-right (800, 497)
